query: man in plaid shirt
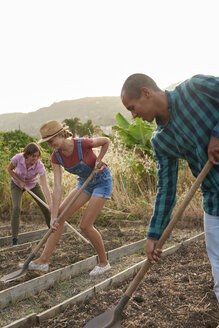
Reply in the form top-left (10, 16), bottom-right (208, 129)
top-left (121, 73), bottom-right (219, 303)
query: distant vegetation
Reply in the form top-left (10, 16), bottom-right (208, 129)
top-left (63, 118), bottom-right (97, 137)
top-left (0, 115), bottom-right (203, 228)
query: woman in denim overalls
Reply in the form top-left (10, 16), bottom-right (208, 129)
top-left (28, 120), bottom-right (112, 276)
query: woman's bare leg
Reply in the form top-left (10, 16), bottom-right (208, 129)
top-left (34, 190), bottom-right (90, 264)
top-left (80, 196), bottom-right (107, 266)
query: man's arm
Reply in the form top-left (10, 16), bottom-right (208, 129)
top-left (146, 156), bottom-right (178, 263)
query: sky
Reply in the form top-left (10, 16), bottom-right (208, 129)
top-left (0, 0), bottom-right (218, 115)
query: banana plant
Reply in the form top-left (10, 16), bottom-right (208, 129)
top-left (112, 113), bottom-right (155, 159)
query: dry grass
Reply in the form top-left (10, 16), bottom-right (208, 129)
top-left (58, 143), bottom-right (203, 230)
top-left (1, 142), bottom-right (203, 230)
top-left (174, 163), bottom-right (203, 229)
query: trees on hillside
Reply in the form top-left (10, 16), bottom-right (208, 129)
top-left (63, 118), bottom-right (95, 137)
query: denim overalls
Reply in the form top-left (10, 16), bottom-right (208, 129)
top-left (55, 138), bottom-right (112, 199)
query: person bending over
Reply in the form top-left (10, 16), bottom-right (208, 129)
top-left (121, 73), bottom-right (219, 302)
top-left (8, 143), bottom-right (51, 246)
top-left (21, 120), bottom-right (112, 276)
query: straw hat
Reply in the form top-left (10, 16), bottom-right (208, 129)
top-left (38, 120), bottom-right (69, 143)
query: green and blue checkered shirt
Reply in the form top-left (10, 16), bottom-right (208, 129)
top-left (147, 74), bottom-right (219, 240)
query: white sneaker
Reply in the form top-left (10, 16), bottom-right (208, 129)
top-left (19, 261), bottom-right (49, 272)
top-left (89, 263), bottom-right (111, 276)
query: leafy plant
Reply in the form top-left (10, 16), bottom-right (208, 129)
top-left (124, 152), bottom-right (146, 177)
top-left (112, 113), bottom-right (155, 159)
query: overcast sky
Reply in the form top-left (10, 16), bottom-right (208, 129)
top-left (0, 0), bottom-right (218, 115)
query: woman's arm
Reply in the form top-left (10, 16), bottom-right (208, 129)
top-left (7, 162), bottom-right (25, 189)
top-left (39, 173), bottom-right (52, 209)
top-left (51, 163), bottom-right (63, 221)
top-left (92, 137), bottom-right (110, 169)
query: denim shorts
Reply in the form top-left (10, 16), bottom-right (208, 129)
top-left (76, 167), bottom-right (113, 199)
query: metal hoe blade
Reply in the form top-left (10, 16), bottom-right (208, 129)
top-left (84, 308), bottom-right (121, 328)
top-left (1, 252), bottom-right (34, 283)
top-left (0, 267), bottom-right (28, 283)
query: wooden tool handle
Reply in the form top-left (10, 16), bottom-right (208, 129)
top-left (26, 188), bottom-right (50, 209)
top-left (26, 188), bottom-right (91, 245)
top-left (64, 221), bottom-right (92, 245)
top-left (125, 160), bottom-right (213, 297)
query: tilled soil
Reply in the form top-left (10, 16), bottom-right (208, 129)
top-left (1, 215), bottom-right (218, 328)
top-left (0, 223), bottom-right (146, 292)
top-left (0, 250), bottom-right (147, 326)
top-left (0, 217), bottom-right (200, 292)
top-left (34, 239), bottom-right (219, 328)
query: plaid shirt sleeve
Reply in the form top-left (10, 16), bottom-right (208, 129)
top-left (147, 155), bottom-right (178, 240)
top-left (191, 75), bottom-right (219, 138)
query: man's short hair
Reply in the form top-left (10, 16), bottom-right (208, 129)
top-left (121, 73), bottom-right (161, 99)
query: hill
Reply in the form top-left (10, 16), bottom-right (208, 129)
top-left (0, 82), bottom-right (184, 138)
top-left (0, 97), bottom-right (130, 137)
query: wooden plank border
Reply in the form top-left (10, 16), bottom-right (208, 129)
top-left (0, 232), bottom-right (72, 253)
top-left (0, 228), bottom-right (49, 246)
top-left (0, 227), bottom-right (68, 247)
top-left (2, 313), bottom-right (36, 328)
top-left (37, 233), bottom-right (205, 324)
top-left (0, 238), bottom-right (147, 309)
top-left (1, 234), bottom-right (205, 310)
top-left (1, 233), bottom-right (205, 327)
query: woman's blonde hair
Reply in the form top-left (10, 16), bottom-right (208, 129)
top-left (62, 130), bottom-right (73, 138)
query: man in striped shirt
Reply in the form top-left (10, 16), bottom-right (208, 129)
top-left (121, 73), bottom-right (219, 303)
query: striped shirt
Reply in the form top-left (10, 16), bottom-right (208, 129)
top-left (147, 74), bottom-right (219, 240)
